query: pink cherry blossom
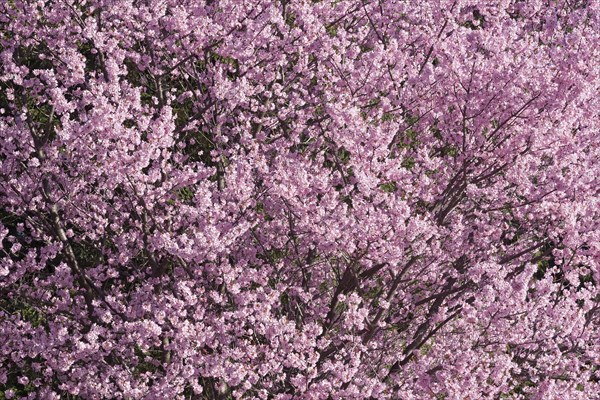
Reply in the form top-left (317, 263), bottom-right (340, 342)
top-left (1, 0), bottom-right (600, 398)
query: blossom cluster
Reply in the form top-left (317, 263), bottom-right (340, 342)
top-left (1, 0), bottom-right (600, 398)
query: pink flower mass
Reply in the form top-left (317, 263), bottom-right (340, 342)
top-left (1, 0), bottom-right (600, 398)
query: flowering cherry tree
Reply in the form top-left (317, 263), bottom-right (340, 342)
top-left (1, 0), bottom-right (600, 398)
